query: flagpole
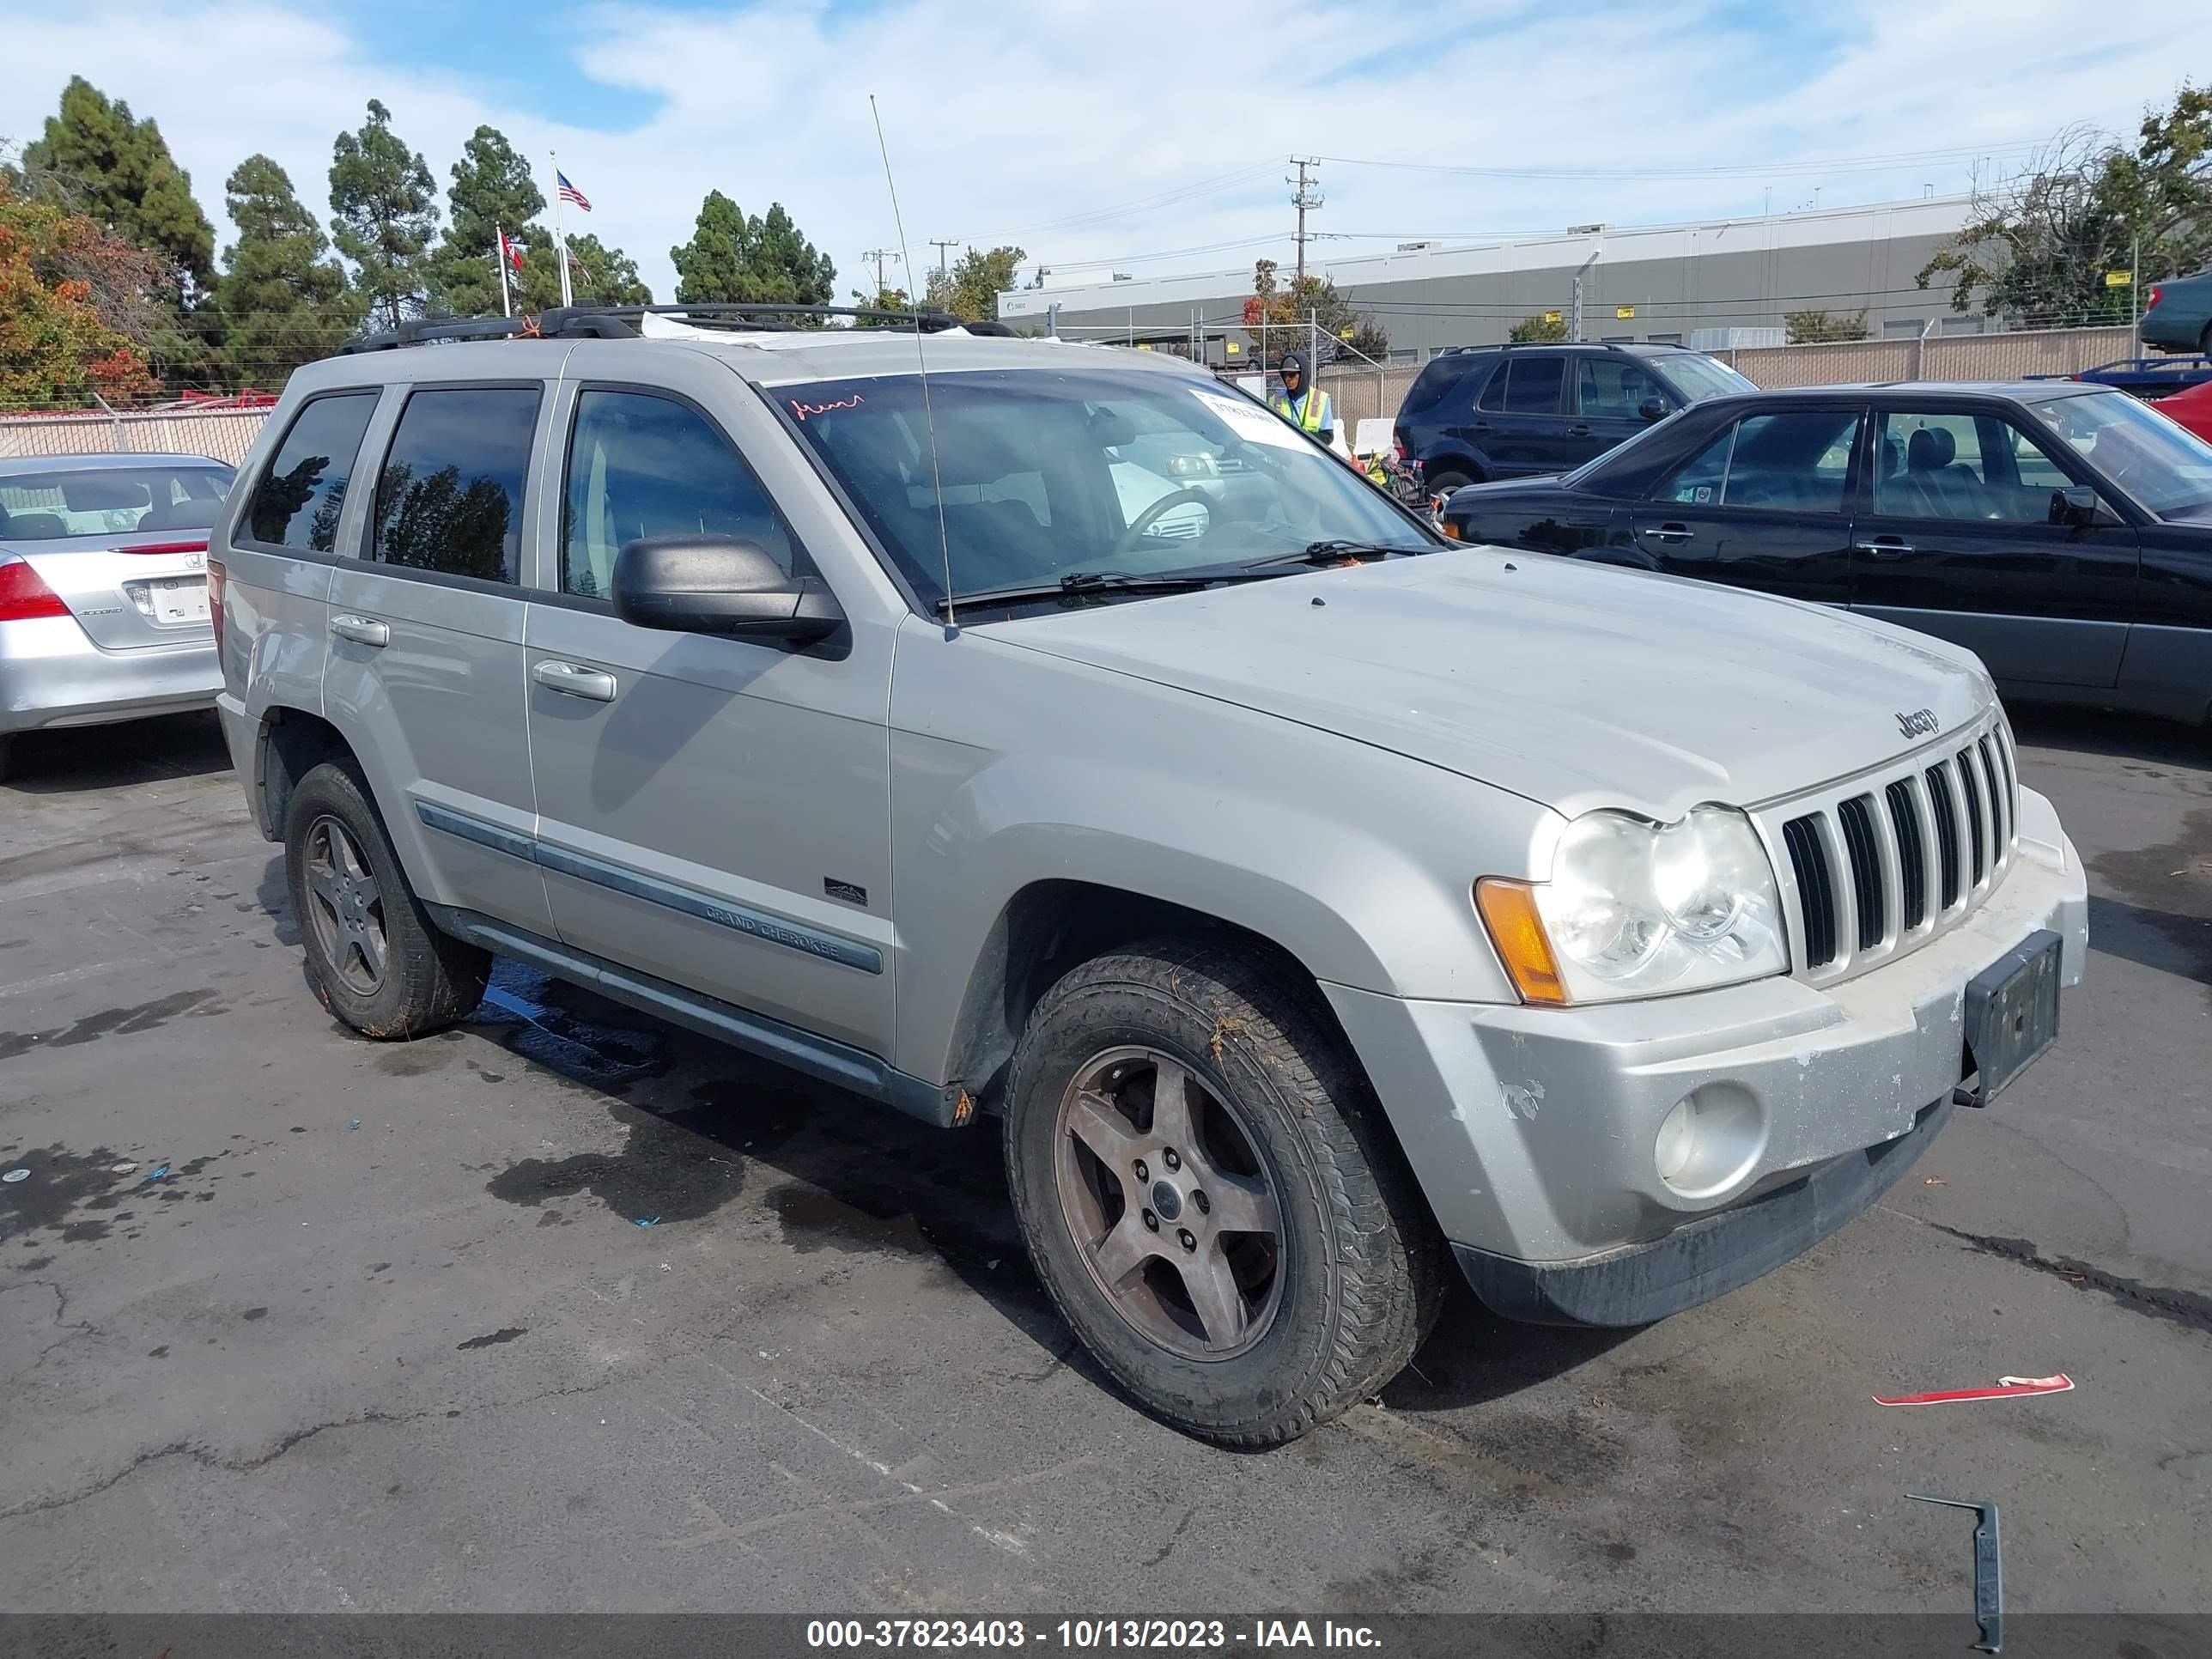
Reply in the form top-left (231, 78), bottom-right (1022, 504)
top-left (495, 224), bottom-right (512, 318)
top-left (552, 150), bottom-right (573, 309)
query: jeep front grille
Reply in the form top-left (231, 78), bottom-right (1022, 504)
top-left (1764, 714), bottom-right (2019, 985)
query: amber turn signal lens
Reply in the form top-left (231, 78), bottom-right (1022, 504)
top-left (1474, 878), bottom-right (1568, 1006)
top-left (1439, 521), bottom-right (1461, 540)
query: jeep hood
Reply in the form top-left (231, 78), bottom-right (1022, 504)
top-left (989, 550), bottom-right (1992, 821)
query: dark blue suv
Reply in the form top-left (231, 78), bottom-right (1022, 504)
top-left (1395, 342), bottom-right (1757, 495)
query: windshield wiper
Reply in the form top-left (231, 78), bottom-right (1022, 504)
top-left (936, 568), bottom-right (1269, 613)
top-left (1242, 539), bottom-right (1427, 571)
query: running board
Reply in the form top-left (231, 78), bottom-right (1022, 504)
top-left (425, 904), bottom-right (970, 1128)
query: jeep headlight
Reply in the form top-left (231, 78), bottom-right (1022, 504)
top-left (1476, 806), bottom-right (1789, 1005)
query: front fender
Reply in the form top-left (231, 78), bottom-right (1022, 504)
top-left (886, 618), bottom-right (1547, 1083)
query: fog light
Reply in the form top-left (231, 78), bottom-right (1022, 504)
top-left (1651, 1084), bottom-right (1766, 1200)
top-left (1654, 1098), bottom-right (1695, 1184)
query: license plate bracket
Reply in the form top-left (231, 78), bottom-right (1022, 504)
top-left (1954, 929), bottom-right (2063, 1109)
top-left (150, 576), bottom-right (209, 626)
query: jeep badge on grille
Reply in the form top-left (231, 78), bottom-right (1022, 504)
top-left (1896, 708), bottom-right (1939, 738)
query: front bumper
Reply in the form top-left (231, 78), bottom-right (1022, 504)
top-left (0, 615), bottom-right (219, 735)
top-left (1325, 786), bottom-right (2087, 1324)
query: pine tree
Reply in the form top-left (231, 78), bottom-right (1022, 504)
top-left (426, 126), bottom-right (544, 319)
top-left (21, 76), bottom-right (216, 287)
top-left (209, 155), bottom-right (365, 390)
top-left (329, 100), bottom-right (439, 331)
top-left (514, 232), bottom-right (651, 311)
top-left (670, 192), bottom-right (834, 319)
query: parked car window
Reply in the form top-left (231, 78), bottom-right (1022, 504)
top-left (2027, 388), bottom-right (2212, 518)
top-left (1498, 356), bottom-right (1566, 416)
top-left (246, 393), bottom-right (377, 551)
top-left (368, 387), bottom-right (541, 583)
top-left (1474, 359), bottom-right (1513, 413)
top-left (1874, 410), bottom-right (2079, 524)
top-left (562, 390), bottom-right (797, 599)
top-left (1574, 358), bottom-right (1661, 419)
top-left (1657, 410), bottom-right (1860, 511)
top-left (0, 463), bottom-right (233, 542)
top-left (1401, 353), bottom-right (1490, 416)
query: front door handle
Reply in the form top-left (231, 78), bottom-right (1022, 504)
top-left (1644, 523), bottom-right (1696, 543)
top-left (532, 659), bottom-right (617, 702)
top-left (330, 614), bottom-right (389, 647)
top-left (1856, 538), bottom-right (1916, 559)
top-left (1566, 424), bottom-right (1591, 436)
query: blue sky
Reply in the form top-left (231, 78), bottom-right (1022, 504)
top-left (5, 0), bottom-right (2208, 306)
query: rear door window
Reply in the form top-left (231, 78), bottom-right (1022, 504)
top-left (1657, 410), bottom-right (1861, 510)
top-left (562, 389), bottom-right (799, 599)
top-left (1498, 356), bottom-right (1566, 416)
top-left (246, 392), bottom-right (378, 551)
top-left (368, 386), bottom-right (541, 583)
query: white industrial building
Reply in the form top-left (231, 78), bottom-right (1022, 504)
top-left (996, 194), bottom-right (1990, 362)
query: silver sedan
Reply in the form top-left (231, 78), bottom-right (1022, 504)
top-left (0, 452), bottom-right (234, 780)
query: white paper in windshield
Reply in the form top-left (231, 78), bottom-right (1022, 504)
top-left (1191, 388), bottom-right (1305, 450)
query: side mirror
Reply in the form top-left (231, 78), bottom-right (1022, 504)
top-left (1638, 396), bottom-right (1670, 424)
top-left (611, 535), bottom-right (843, 644)
top-left (2051, 485), bottom-right (2100, 528)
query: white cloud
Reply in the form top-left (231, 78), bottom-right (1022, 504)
top-left (3, 0), bottom-right (2208, 307)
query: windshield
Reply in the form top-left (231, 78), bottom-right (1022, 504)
top-left (2028, 389), bottom-right (2212, 518)
top-left (0, 464), bottom-right (233, 541)
top-left (779, 366), bottom-right (1436, 609)
top-left (1650, 352), bottom-right (1758, 405)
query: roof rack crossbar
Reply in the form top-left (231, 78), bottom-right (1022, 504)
top-left (335, 301), bottom-right (1014, 355)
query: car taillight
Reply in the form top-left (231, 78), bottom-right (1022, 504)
top-left (0, 561), bottom-right (68, 622)
top-left (207, 558), bottom-right (227, 659)
top-left (124, 539), bottom-right (210, 556)
top-left (2147, 284), bottom-right (2163, 312)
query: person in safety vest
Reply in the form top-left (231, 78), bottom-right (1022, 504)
top-left (1271, 352), bottom-right (1334, 447)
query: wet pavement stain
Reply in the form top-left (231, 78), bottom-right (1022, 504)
top-left (0, 1144), bottom-right (136, 1243)
top-left (483, 1103), bottom-right (745, 1225)
top-left (772, 1184), bottom-right (933, 1255)
top-left (2090, 806), bottom-right (2212, 1000)
top-left (467, 961), bottom-right (665, 1089)
top-left (1931, 1224), bottom-right (2212, 1336)
top-left (0, 989), bottom-right (225, 1061)
top-left (456, 1327), bottom-right (528, 1351)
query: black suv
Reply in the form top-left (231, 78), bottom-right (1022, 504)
top-left (1395, 342), bottom-right (1757, 494)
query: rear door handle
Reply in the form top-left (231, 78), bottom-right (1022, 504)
top-left (1566, 424), bottom-right (1591, 436)
top-left (1644, 523), bottom-right (1696, 543)
top-left (1855, 538), bottom-right (1915, 559)
top-left (330, 614), bottom-right (389, 647)
top-left (532, 659), bottom-right (617, 702)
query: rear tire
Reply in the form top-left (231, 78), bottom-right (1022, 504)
top-left (1004, 936), bottom-right (1443, 1447)
top-left (1425, 468), bottom-right (1477, 498)
top-left (283, 759), bottom-right (489, 1039)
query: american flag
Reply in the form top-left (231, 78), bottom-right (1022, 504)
top-left (556, 171), bottom-right (592, 211)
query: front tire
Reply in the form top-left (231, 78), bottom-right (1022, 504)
top-left (1004, 937), bottom-right (1442, 1446)
top-left (283, 759), bottom-right (489, 1039)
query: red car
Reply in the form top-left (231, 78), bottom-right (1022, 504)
top-left (2154, 379), bottom-right (2212, 444)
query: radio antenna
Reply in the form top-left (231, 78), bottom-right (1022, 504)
top-left (870, 94), bottom-right (957, 634)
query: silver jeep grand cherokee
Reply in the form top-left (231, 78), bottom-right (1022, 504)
top-left (210, 306), bottom-right (2087, 1447)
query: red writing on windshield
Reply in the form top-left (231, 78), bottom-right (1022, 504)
top-left (790, 393), bottom-right (863, 422)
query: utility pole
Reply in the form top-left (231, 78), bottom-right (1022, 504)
top-left (1289, 157), bottom-right (1322, 288)
top-left (928, 239), bottom-right (960, 281)
top-left (863, 247), bottom-right (902, 297)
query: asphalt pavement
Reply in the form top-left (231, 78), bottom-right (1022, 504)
top-left (0, 706), bottom-right (2206, 1614)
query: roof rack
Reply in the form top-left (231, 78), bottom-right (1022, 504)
top-left (337, 302), bottom-right (1013, 355)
